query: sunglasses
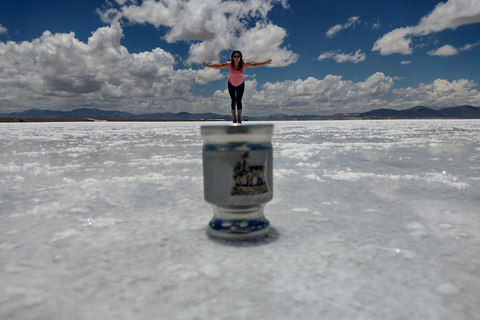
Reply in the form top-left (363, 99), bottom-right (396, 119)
top-left (233, 55), bottom-right (241, 58)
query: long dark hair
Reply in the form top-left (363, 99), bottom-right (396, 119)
top-left (230, 50), bottom-right (243, 70)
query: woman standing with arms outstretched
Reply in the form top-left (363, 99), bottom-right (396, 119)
top-left (203, 51), bottom-right (272, 123)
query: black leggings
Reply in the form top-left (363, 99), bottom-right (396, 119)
top-left (228, 81), bottom-right (245, 110)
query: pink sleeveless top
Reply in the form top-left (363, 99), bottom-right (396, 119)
top-left (227, 60), bottom-right (247, 86)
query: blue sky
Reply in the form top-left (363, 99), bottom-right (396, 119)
top-left (1, 0), bottom-right (479, 116)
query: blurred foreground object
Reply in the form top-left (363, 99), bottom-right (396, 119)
top-left (201, 124), bottom-right (274, 240)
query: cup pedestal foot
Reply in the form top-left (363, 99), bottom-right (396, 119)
top-left (206, 205), bottom-right (270, 240)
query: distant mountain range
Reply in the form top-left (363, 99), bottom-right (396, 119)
top-left (1, 105), bottom-right (479, 121)
top-left (358, 105), bottom-right (480, 119)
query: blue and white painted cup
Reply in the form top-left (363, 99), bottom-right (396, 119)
top-left (201, 124), bottom-right (273, 240)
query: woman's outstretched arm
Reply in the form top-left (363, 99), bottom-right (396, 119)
top-left (203, 61), bottom-right (228, 69)
top-left (246, 58), bottom-right (272, 68)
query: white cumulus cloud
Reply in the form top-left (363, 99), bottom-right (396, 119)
top-left (209, 74), bottom-right (479, 115)
top-left (373, 0), bottom-right (480, 55)
top-left (211, 72), bottom-right (395, 115)
top-left (98, 0), bottom-right (297, 66)
top-left (234, 22), bottom-right (299, 67)
top-left (372, 27), bottom-right (415, 55)
top-left (326, 16), bottom-right (360, 38)
top-left (428, 41), bottom-right (480, 56)
top-left (0, 24), bottom-right (7, 35)
top-left (392, 78), bottom-right (480, 107)
top-left (0, 23), bottom-right (199, 113)
top-left (318, 49), bottom-right (366, 63)
top-left (428, 44), bottom-right (459, 56)
top-left (195, 68), bottom-right (224, 85)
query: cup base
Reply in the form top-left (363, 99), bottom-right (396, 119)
top-left (207, 218), bottom-right (270, 240)
top-left (206, 205), bottom-right (271, 240)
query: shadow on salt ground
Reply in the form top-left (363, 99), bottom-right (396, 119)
top-left (206, 227), bottom-right (280, 247)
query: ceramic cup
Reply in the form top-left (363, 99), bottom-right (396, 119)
top-left (201, 123), bottom-right (273, 240)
